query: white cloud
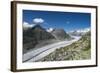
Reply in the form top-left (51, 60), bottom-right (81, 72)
top-left (33, 18), bottom-right (44, 24)
top-left (23, 22), bottom-right (35, 30)
top-left (23, 18), bottom-right (44, 30)
top-left (47, 28), bottom-right (54, 32)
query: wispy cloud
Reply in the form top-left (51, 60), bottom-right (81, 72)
top-left (33, 18), bottom-right (44, 24)
top-left (23, 22), bottom-right (35, 30)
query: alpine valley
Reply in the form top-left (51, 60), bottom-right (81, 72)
top-left (23, 24), bottom-right (91, 62)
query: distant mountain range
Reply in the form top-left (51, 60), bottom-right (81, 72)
top-left (68, 28), bottom-right (90, 36)
top-left (23, 25), bottom-right (71, 53)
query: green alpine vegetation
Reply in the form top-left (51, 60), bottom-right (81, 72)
top-left (37, 31), bottom-right (91, 62)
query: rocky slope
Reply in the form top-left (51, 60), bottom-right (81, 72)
top-left (51, 29), bottom-right (71, 40)
top-left (37, 31), bottom-right (91, 61)
top-left (23, 25), bottom-right (71, 54)
top-left (23, 25), bottom-right (56, 53)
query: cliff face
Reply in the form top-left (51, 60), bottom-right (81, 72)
top-left (23, 25), bottom-right (72, 54)
top-left (51, 29), bottom-right (71, 40)
top-left (23, 25), bottom-right (55, 52)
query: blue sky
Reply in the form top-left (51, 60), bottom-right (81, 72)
top-left (23, 10), bottom-right (91, 32)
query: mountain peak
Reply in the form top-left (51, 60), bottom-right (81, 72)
top-left (32, 24), bottom-right (42, 29)
top-left (51, 28), bottom-right (71, 40)
top-left (30, 24), bottom-right (47, 32)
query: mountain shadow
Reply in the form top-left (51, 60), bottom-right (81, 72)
top-left (51, 28), bottom-right (71, 40)
top-left (23, 25), bottom-right (56, 53)
top-left (23, 25), bottom-right (72, 54)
